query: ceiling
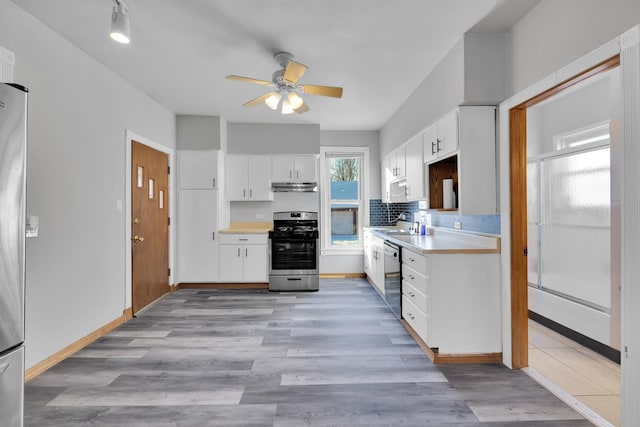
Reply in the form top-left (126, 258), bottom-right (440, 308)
top-left (12, 0), bottom-right (539, 130)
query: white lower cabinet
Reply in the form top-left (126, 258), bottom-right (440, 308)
top-left (219, 234), bottom-right (268, 282)
top-left (364, 229), bottom-right (386, 294)
top-left (401, 248), bottom-right (501, 354)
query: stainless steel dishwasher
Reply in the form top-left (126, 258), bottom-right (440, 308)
top-left (383, 241), bottom-right (401, 318)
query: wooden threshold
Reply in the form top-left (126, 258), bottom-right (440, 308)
top-left (177, 283), bottom-right (269, 290)
top-left (401, 319), bottom-right (502, 365)
top-left (320, 273), bottom-right (366, 279)
top-left (25, 307), bottom-right (132, 382)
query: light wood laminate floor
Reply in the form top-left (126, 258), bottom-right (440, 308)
top-left (529, 319), bottom-right (621, 426)
top-left (25, 279), bottom-right (592, 426)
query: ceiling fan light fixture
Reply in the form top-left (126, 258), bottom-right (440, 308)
top-left (264, 92), bottom-right (281, 110)
top-left (110, 0), bottom-right (130, 44)
top-left (288, 92), bottom-right (304, 110)
top-left (281, 97), bottom-right (294, 115)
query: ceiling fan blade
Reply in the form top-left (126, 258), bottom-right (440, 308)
top-left (294, 102), bottom-right (310, 114)
top-left (243, 92), bottom-right (273, 107)
top-left (302, 84), bottom-right (343, 98)
top-left (226, 75), bottom-right (273, 86)
top-left (283, 61), bottom-right (308, 84)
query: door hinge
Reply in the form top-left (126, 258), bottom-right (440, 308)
top-left (168, 268), bottom-right (171, 276)
top-left (168, 217), bottom-right (171, 226)
top-left (524, 247), bottom-right (528, 256)
top-left (168, 166), bottom-right (170, 174)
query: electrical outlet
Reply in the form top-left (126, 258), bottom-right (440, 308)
top-left (256, 214), bottom-right (264, 219)
top-left (454, 221), bottom-right (461, 229)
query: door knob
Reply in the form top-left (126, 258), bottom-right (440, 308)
top-left (133, 235), bottom-right (144, 243)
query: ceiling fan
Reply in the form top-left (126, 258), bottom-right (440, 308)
top-left (226, 52), bottom-right (343, 115)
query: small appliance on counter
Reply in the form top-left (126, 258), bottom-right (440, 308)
top-left (268, 211), bottom-right (319, 291)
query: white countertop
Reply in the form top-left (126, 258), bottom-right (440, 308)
top-left (366, 226), bottom-right (500, 254)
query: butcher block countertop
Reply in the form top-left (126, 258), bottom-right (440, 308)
top-left (219, 222), bottom-right (273, 234)
top-left (368, 227), bottom-right (500, 254)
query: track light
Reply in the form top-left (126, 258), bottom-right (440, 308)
top-left (110, 0), bottom-right (130, 44)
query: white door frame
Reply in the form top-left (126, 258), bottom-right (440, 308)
top-left (124, 130), bottom-right (176, 310)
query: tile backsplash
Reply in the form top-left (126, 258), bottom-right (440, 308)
top-left (369, 199), bottom-right (500, 235)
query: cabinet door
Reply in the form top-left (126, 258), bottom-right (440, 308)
top-left (294, 156), bottom-right (317, 182)
top-left (405, 135), bottom-right (424, 201)
top-left (395, 147), bottom-right (406, 179)
top-left (178, 150), bottom-right (218, 189)
top-left (247, 156), bottom-right (273, 200)
top-left (422, 123), bottom-right (439, 163)
top-left (219, 244), bottom-right (244, 282)
top-left (243, 244), bottom-right (268, 282)
top-left (437, 109), bottom-right (458, 158)
top-left (382, 155), bottom-right (393, 202)
top-left (177, 189), bottom-right (219, 282)
top-left (225, 155), bottom-right (248, 201)
top-left (271, 156), bottom-right (295, 182)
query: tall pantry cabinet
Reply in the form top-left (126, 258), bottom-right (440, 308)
top-left (176, 150), bottom-right (229, 282)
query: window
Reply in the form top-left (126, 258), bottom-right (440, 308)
top-left (320, 147), bottom-right (369, 253)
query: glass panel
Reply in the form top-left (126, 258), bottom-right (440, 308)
top-left (159, 190), bottom-right (164, 209)
top-left (148, 178), bottom-right (155, 199)
top-left (539, 147), bottom-right (611, 309)
top-left (527, 162), bottom-right (540, 286)
top-left (330, 207), bottom-right (359, 245)
top-left (271, 241), bottom-right (316, 270)
top-left (543, 148), bottom-right (610, 228)
top-left (137, 165), bottom-right (144, 188)
top-left (329, 157), bottom-right (361, 246)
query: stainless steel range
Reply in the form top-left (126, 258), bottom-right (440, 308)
top-left (268, 211), bottom-right (319, 291)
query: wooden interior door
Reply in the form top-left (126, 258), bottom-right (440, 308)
top-left (131, 141), bottom-right (169, 314)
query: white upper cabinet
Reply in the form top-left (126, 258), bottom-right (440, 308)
top-left (271, 155), bottom-right (318, 182)
top-left (387, 146), bottom-right (406, 181)
top-left (404, 134), bottom-right (424, 201)
top-left (178, 150), bottom-right (219, 189)
top-left (423, 109), bottom-right (459, 163)
top-left (225, 155), bottom-right (273, 201)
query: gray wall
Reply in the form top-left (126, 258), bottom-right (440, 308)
top-left (227, 123), bottom-right (320, 154)
top-left (507, 0), bottom-right (640, 97)
top-left (177, 115), bottom-right (226, 151)
top-left (321, 130), bottom-right (380, 199)
top-left (0, 0), bottom-right (176, 369)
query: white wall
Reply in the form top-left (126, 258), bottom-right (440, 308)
top-left (0, 0), bottom-right (176, 369)
top-left (508, 0), bottom-right (640, 96)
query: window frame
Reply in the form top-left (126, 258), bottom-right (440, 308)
top-left (319, 146), bottom-right (369, 255)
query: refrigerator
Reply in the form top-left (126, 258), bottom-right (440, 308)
top-left (0, 82), bottom-right (27, 427)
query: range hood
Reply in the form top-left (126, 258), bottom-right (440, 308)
top-left (271, 182), bottom-right (318, 192)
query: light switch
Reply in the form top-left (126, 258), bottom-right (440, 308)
top-left (26, 215), bottom-right (39, 238)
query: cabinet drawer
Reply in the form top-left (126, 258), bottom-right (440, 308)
top-left (402, 250), bottom-right (427, 276)
top-left (402, 295), bottom-right (428, 343)
top-left (219, 233), bottom-right (268, 245)
top-left (401, 263), bottom-right (427, 294)
top-left (402, 281), bottom-right (428, 314)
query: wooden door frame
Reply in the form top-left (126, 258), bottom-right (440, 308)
top-left (508, 56), bottom-right (621, 369)
top-left (125, 130), bottom-right (175, 312)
